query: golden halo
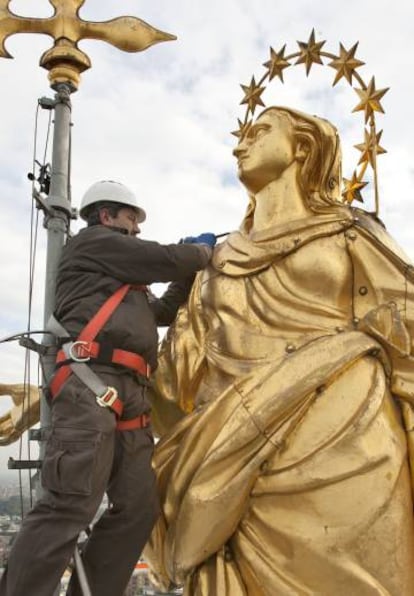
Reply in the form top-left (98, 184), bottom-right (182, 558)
top-left (232, 29), bottom-right (389, 214)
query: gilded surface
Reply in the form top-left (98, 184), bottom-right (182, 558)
top-left (233, 31), bottom-right (389, 212)
top-left (0, 0), bottom-right (176, 88)
top-left (145, 107), bottom-right (414, 594)
top-left (0, 384), bottom-right (39, 446)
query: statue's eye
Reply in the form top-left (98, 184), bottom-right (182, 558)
top-left (251, 126), bottom-right (267, 140)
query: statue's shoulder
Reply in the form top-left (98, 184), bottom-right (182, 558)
top-left (283, 226), bottom-right (351, 295)
top-left (352, 208), bottom-right (413, 267)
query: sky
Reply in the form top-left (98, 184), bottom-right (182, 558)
top-left (0, 0), bottom-right (413, 472)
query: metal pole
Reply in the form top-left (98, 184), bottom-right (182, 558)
top-left (38, 83), bottom-right (73, 596)
top-left (39, 83), bottom-right (90, 596)
top-left (74, 546), bottom-right (92, 596)
top-left (39, 83), bottom-right (73, 470)
top-left (40, 84), bottom-right (71, 596)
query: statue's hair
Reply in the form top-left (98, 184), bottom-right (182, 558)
top-left (241, 106), bottom-right (344, 232)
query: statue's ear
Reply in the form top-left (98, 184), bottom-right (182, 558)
top-left (295, 139), bottom-right (309, 163)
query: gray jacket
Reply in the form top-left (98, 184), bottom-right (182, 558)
top-left (54, 225), bottom-right (211, 370)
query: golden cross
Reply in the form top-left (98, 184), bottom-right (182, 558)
top-left (0, 0), bottom-right (176, 89)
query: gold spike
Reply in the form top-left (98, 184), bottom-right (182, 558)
top-left (342, 172), bottom-right (368, 203)
top-left (240, 76), bottom-right (266, 114)
top-left (328, 42), bottom-right (364, 86)
top-left (353, 77), bottom-right (389, 123)
top-left (231, 119), bottom-right (252, 139)
top-left (354, 128), bottom-right (386, 167)
top-left (295, 29), bottom-right (326, 76)
top-left (263, 45), bottom-right (290, 82)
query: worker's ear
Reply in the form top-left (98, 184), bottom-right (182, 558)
top-left (99, 208), bottom-right (112, 225)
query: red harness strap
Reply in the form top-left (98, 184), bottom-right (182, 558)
top-left (49, 284), bottom-right (151, 430)
top-left (78, 284), bottom-right (133, 342)
top-left (116, 413), bottom-right (151, 432)
top-left (54, 342), bottom-right (150, 376)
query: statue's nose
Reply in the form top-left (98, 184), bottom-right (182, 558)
top-left (233, 144), bottom-right (246, 158)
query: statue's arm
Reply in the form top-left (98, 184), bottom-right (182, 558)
top-left (149, 272), bottom-right (208, 437)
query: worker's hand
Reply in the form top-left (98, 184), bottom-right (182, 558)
top-left (181, 233), bottom-right (217, 248)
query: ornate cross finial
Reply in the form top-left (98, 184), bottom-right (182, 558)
top-left (0, 0), bottom-right (176, 90)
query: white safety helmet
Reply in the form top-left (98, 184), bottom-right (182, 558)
top-left (79, 180), bottom-right (146, 222)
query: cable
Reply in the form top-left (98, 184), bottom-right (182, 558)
top-left (15, 98), bottom-right (53, 517)
top-left (68, 115), bottom-right (73, 232)
top-left (42, 109), bottom-right (52, 166)
top-left (17, 104), bottom-right (40, 516)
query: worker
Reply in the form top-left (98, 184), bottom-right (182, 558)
top-left (0, 180), bottom-right (216, 596)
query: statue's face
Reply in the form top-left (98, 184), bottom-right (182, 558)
top-left (233, 111), bottom-right (295, 193)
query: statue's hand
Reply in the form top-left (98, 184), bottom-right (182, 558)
top-left (0, 411), bottom-right (15, 445)
top-left (0, 384), bottom-right (40, 446)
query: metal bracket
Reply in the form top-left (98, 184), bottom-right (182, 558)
top-left (19, 336), bottom-right (50, 356)
top-left (38, 96), bottom-right (56, 110)
top-left (32, 187), bottom-right (54, 216)
top-left (8, 457), bottom-right (42, 470)
top-left (28, 160), bottom-right (51, 195)
top-left (29, 428), bottom-right (43, 442)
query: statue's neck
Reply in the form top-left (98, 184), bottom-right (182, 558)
top-left (250, 171), bottom-right (311, 234)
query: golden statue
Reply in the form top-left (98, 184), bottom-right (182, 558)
top-left (144, 105), bottom-right (414, 595)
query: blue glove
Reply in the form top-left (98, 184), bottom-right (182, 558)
top-left (181, 233), bottom-right (217, 248)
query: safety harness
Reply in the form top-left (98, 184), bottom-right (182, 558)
top-left (48, 284), bottom-right (151, 431)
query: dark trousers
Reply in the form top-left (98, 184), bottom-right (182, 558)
top-left (0, 369), bottom-right (159, 596)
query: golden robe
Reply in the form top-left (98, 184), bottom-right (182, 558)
top-left (145, 208), bottom-right (414, 595)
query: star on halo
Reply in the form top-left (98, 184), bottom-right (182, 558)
top-left (231, 118), bottom-right (252, 139)
top-left (240, 76), bottom-right (266, 114)
top-left (328, 42), bottom-right (365, 86)
top-left (342, 172), bottom-right (368, 203)
top-left (354, 128), bottom-right (386, 167)
top-left (295, 29), bottom-right (326, 75)
top-left (263, 45), bottom-right (290, 82)
top-left (352, 77), bottom-right (389, 123)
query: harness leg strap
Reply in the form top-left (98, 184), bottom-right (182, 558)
top-left (116, 413), bottom-right (151, 431)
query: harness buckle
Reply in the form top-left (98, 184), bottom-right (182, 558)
top-left (96, 386), bottom-right (118, 409)
top-left (69, 340), bottom-right (92, 362)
